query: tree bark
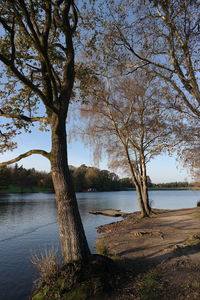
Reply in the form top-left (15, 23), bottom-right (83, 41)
top-left (141, 156), bottom-right (151, 216)
top-left (125, 145), bottom-right (148, 217)
top-left (50, 113), bottom-right (90, 263)
top-left (135, 183), bottom-right (148, 218)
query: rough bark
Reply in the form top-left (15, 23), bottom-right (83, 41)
top-left (50, 113), bottom-right (91, 263)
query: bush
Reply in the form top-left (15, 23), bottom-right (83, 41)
top-left (31, 247), bottom-right (60, 285)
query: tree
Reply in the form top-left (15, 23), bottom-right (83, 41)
top-left (0, 166), bottom-right (11, 189)
top-left (0, 0), bottom-right (90, 263)
top-left (82, 0), bottom-right (200, 184)
top-left (73, 164), bottom-right (88, 192)
top-left (80, 71), bottom-right (174, 217)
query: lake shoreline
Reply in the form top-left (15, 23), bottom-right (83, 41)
top-left (0, 191), bottom-right (200, 300)
top-left (1, 187), bottom-right (199, 194)
top-left (95, 207), bottom-right (200, 299)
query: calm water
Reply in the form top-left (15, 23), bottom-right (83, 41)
top-left (0, 190), bottom-right (200, 300)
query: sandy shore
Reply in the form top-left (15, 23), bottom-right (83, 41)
top-left (96, 207), bottom-right (200, 299)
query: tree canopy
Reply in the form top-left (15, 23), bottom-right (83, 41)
top-left (78, 70), bottom-right (176, 216)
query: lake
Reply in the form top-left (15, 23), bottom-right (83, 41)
top-left (0, 190), bottom-right (200, 300)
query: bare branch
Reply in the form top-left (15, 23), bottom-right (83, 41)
top-left (0, 149), bottom-right (50, 167)
top-left (153, 70), bottom-right (200, 118)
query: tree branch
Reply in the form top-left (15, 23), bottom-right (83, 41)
top-left (0, 149), bottom-right (50, 167)
top-left (115, 24), bottom-right (174, 73)
top-left (153, 70), bottom-right (200, 118)
top-left (0, 110), bottom-right (47, 123)
top-left (0, 53), bottom-right (45, 100)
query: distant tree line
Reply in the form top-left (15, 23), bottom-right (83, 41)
top-left (0, 164), bottom-right (53, 192)
top-left (0, 164), bottom-right (195, 193)
top-left (153, 182), bottom-right (193, 189)
top-left (0, 164), bottom-right (134, 192)
top-left (70, 164), bottom-right (133, 192)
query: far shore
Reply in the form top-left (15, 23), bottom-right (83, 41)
top-left (0, 186), bottom-right (199, 194)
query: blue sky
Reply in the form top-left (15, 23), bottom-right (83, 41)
top-left (1, 124), bottom-right (191, 184)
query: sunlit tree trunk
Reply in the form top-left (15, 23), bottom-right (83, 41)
top-left (125, 146), bottom-right (149, 217)
top-left (135, 182), bottom-right (147, 217)
top-left (141, 155), bottom-right (151, 216)
top-left (50, 114), bottom-right (90, 263)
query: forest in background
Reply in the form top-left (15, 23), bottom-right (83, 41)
top-left (0, 164), bottom-right (195, 193)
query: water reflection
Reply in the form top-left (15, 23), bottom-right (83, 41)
top-left (0, 190), bottom-right (199, 300)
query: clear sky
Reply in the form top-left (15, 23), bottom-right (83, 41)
top-left (0, 122), bottom-right (191, 184)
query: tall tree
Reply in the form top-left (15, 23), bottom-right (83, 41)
top-left (83, 0), bottom-right (200, 180)
top-left (79, 71), bottom-right (174, 217)
top-left (0, 0), bottom-right (90, 263)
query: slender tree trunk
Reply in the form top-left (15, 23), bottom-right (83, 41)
top-left (50, 114), bottom-right (90, 263)
top-left (134, 182), bottom-right (147, 217)
top-left (125, 145), bottom-right (148, 217)
top-left (142, 181), bottom-right (151, 216)
top-left (141, 156), bottom-right (151, 216)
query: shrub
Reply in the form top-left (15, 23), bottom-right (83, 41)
top-left (31, 247), bottom-right (60, 285)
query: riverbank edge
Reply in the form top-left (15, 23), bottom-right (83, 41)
top-left (1, 187), bottom-right (199, 194)
top-left (94, 207), bottom-right (200, 299)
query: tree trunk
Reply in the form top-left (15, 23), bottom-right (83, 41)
top-left (142, 181), bottom-right (151, 216)
top-left (50, 114), bottom-right (90, 263)
top-left (135, 183), bottom-right (148, 217)
top-left (141, 156), bottom-right (151, 216)
top-left (125, 145), bottom-right (148, 217)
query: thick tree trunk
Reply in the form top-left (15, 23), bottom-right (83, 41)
top-left (50, 114), bottom-right (90, 263)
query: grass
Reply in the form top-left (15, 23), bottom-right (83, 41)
top-left (140, 269), bottom-right (163, 300)
top-left (31, 253), bottom-right (116, 300)
top-left (96, 240), bottom-right (110, 256)
top-left (190, 280), bottom-right (200, 290)
top-left (186, 233), bottom-right (200, 246)
top-left (31, 248), bottom-right (60, 286)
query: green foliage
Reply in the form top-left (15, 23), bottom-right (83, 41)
top-left (70, 164), bottom-right (133, 192)
top-left (0, 166), bottom-right (11, 188)
top-left (153, 181), bottom-right (191, 189)
top-left (0, 164), bottom-right (53, 192)
top-left (0, 164), bottom-right (135, 193)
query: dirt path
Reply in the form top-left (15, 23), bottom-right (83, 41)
top-left (96, 208), bottom-right (200, 299)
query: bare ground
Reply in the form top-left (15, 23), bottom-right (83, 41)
top-left (96, 207), bottom-right (200, 299)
